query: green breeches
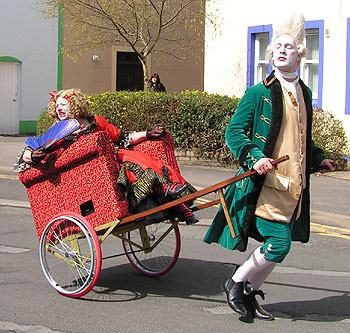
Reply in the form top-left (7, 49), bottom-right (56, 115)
top-left (256, 216), bottom-right (295, 263)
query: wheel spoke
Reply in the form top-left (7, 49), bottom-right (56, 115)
top-left (39, 213), bottom-right (101, 298)
top-left (122, 220), bottom-right (180, 276)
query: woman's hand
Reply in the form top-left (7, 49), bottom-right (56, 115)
top-left (253, 157), bottom-right (275, 175)
top-left (146, 127), bottom-right (165, 138)
top-left (22, 148), bottom-right (47, 163)
top-left (31, 148), bottom-right (47, 163)
top-left (318, 159), bottom-right (336, 173)
top-left (128, 127), bottom-right (165, 146)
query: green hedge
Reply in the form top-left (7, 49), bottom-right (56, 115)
top-left (38, 91), bottom-right (240, 166)
top-left (312, 107), bottom-right (349, 161)
top-left (37, 91), bottom-right (349, 166)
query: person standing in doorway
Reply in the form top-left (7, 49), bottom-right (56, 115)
top-left (149, 73), bottom-right (166, 92)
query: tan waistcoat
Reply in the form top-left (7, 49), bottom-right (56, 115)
top-left (255, 84), bottom-right (307, 222)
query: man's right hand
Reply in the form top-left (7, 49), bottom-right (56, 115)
top-left (253, 157), bottom-right (275, 175)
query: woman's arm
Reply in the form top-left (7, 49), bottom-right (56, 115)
top-left (124, 128), bottom-right (165, 147)
top-left (94, 115), bottom-right (164, 146)
top-left (14, 146), bottom-right (47, 172)
top-left (128, 131), bottom-right (147, 145)
top-left (15, 147), bottom-right (46, 165)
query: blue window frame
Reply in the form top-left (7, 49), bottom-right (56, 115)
top-left (345, 18), bottom-right (350, 115)
top-left (302, 20), bottom-right (324, 107)
top-left (247, 25), bottom-right (272, 87)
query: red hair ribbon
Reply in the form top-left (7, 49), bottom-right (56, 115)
top-left (64, 91), bottom-right (76, 100)
top-left (48, 90), bottom-right (76, 103)
top-left (48, 90), bottom-right (57, 103)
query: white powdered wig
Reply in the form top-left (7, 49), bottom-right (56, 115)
top-left (267, 10), bottom-right (307, 60)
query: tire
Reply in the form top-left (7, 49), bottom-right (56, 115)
top-left (39, 212), bottom-right (101, 298)
top-left (122, 219), bottom-right (180, 276)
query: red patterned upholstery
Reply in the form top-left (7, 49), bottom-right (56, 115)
top-left (130, 131), bottom-right (180, 172)
top-left (19, 132), bottom-right (130, 240)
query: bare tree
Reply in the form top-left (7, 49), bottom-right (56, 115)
top-left (38, 0), bottom-right (217, 90)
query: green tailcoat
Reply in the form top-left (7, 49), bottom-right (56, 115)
top-left (203, 72), bottom-right (326, 252)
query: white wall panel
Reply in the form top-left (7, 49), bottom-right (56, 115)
top-left (0, 63), bottom-right (19, 134)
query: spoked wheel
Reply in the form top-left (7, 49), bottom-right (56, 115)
top-left (122, 219), bottom-right (181, 276)
top-left (39, 212), bottom-right (101, 298)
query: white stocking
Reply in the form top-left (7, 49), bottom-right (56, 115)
top-left (249, 261), bottom-right (277, 290)
top-left (232, 246), bottom-right (275, 283)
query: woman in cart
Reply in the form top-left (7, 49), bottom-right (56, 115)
top-left (15, 89), bottom-right (198, 225)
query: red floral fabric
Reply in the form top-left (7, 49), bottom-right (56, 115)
top-left (130, 131), bottom-right (180, 172)
top-left (19, 132), bottom-right (130, 240)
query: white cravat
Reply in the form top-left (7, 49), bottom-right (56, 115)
top-left (274, 68), bottom-right (299, 101)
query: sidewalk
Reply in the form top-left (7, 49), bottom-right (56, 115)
top-left (0, 135), bottom-right (28, 176)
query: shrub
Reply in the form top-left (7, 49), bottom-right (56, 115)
top-left (312, 107), bottom-right (349, 161)
top-left (36, 107), bottom-right (54, 135)
top-left (36, 91), bottom-right (349, 167)
top-left (37, 91), bottom-right (240, 166)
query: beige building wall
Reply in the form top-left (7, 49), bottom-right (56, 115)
top-left (150, 50), bottom-right (204, 93)
top-left (62, 46), bottom-right (204, 94)
top-left (61, 1), bottom-right (205, 94)
top-left (205, 0), bottom-right (350, 142)
top-left (62, 46), bottom-right (113, 94)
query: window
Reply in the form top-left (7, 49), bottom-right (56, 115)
top-left (247, 25), bottom-right (272, 87)
top-left (254, 33), bottom-right (270, 84)
top-left (300, 20), bottom-right (324, 106)
top-left (346, 18), bottom-right (350, 115)
top-left (302, 29), bottom-right (319, 98)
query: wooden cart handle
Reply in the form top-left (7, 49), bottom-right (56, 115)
top-left (219, 155), bottom-right (290, 238)
top-left (120, 155), bottom-right (289, 226)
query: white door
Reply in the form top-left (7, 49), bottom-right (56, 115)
top-left (0, 62), bottom-right (19, 134)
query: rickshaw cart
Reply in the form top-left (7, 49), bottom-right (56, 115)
top-left (18, 131), bottom-right (287, 298)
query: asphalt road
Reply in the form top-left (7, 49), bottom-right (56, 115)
top-left (0, 135), bottom-right (350, 332)
top-left (1, 170), bottom-right (350, 332)
top-left (0, 204), bottom-right (349, 333)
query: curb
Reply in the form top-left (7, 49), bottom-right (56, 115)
top-left (0, 199), bottom-right (30, 209)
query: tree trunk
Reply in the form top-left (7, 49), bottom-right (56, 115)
top-left (140, 58), bottom-right (150, 91)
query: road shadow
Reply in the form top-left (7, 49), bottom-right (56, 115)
top-left (82, 257), bottom-right (350, 323)
top-left (266, 294), bottom-right (350, 322)
top-left (83, 257), bottom-right (233, 303)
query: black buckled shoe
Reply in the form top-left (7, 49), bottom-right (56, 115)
top-left (165, 183), bottom-right (188, 199)
top-left (179, 208), bottom-right (199, 225)
top-left (221, 278), bottom-right (247, 316)
top-left (243, 290), bottom-right (274, 320)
